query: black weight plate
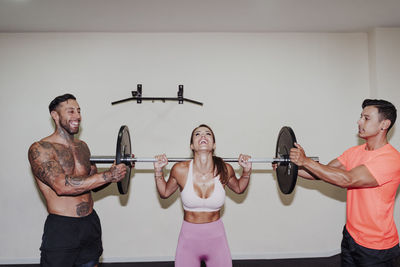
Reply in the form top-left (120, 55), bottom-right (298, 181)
top-left (275, 126), bottom-right (298, 194)
top-left (116, 125), bottom-right (132, 195)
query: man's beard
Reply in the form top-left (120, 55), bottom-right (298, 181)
top-left (60, 119), bottom-right (79, 135)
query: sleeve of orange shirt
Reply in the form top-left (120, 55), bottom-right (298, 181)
top-left (338, 145), bottom-right (400, 186)
top-left (364, 153), bottom-right (400, 185)
top-left (337, 146), bottom-right (353, 171)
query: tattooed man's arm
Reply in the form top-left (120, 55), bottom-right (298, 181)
top-left (89, 158), bottom-right (113, 192)
top-left (28, 141), bottom-right (126, 196)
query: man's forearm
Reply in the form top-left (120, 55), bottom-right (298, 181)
top-left (302, 158), bottom-right (351, 187)
top-left (59, 172), bottom-right (111, 196)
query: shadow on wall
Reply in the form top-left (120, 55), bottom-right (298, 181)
top-left (238, 168), bottom-right (349, 205)
top-left (92, 169), bottom-right (181, 208)
top-left (91, 167), bottom-right (129, 204)
top-left (274, 171), bottom-right (347, 205)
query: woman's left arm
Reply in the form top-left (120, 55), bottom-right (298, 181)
top-left (227, 154), bottom-right (252, 194)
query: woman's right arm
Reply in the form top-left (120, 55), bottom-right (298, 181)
top-left (154, 154), bottom-right (179, 198)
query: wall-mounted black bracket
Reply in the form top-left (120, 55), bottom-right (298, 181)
top-left (111, 84), bottom-right (203, 106)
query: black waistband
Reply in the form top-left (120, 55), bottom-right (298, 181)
top-left (47, 209), bottom-right (97, 222)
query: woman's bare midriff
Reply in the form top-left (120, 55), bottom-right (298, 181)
top-left (184, 210), bottom-right (220, 224)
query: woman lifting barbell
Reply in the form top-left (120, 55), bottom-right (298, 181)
top-left (153, 124), bottom-right (252, 267)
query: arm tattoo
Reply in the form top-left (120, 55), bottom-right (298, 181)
top-left (28, 146), bottom-right (40, 162)
top-left (29, 141), bottom-right (92, 194)
top-left (102, 165), bottom-right (121, 182)
top-left (34, 160), bottom-right (64, 186)
top-left (102, 172), bottom-right (116, 183)
top-left (64, 176), bottom-right (87, 195)
top-left (29, 142), bottom-right (62, 187)
top-left (65, 176), bottom-right (84, 187)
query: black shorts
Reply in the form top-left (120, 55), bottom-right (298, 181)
top-left (341, 225), bottom-right (400, 267)
top-left (40, 210), bottom-right (103, 267)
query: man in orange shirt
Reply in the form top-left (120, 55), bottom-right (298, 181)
top-left (290, 99), bottom-right (400, 266)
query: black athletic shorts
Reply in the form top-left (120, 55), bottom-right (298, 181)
top-left (40, 210), bottom-right (103, 267)
top-left (341, 225), bottom-right (400, 267)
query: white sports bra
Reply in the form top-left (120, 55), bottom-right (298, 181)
top-left (181, 160), bottom-right (226, 212)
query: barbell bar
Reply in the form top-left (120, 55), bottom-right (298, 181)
top-left (90, 125), bottom-right (319, 195)
top-left (90, 156), bottom-right (319, 163)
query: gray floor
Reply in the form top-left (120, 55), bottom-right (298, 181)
top-left (0, 254), bottom-right (342, 267)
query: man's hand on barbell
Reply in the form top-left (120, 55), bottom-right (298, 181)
top-left (103, 163), bottom-right (128, 183)
top-left (290, 143), bottom-right (308, 166)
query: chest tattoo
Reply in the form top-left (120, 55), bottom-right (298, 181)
top-left (55, 148), bottom-right (75, 170)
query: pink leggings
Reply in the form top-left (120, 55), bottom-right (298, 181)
top-left (175, 219), bottom-right (232, 267)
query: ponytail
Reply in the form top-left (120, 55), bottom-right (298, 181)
top-left (213, 156), bottom-right (229, 185)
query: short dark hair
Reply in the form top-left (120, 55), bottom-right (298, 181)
top-left (362, 99), bottom-right (397, 132)
top-left (48, 94), bottom-right (76, 113)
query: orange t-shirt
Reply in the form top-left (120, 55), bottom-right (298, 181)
top-left (337, 143), bottom-right (400, 249)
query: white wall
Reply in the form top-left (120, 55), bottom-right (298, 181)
top-left (368, 28), bottom-right (400, 228)
top-left (0, 31), bottom-right (396, 264)
top-left (369, 28), bottom-right (400, 147)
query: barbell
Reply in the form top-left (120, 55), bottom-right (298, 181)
top-left (90, 125), bottom-right (319, 195)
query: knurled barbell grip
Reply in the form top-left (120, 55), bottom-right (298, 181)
top-left (90, 156), bottom-right (319, 164)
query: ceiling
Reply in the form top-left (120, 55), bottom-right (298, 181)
top-left (1, 0), bottom-right (400, 33)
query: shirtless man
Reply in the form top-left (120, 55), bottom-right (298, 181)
top-left (28, 93), bottom-right (128, 267)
